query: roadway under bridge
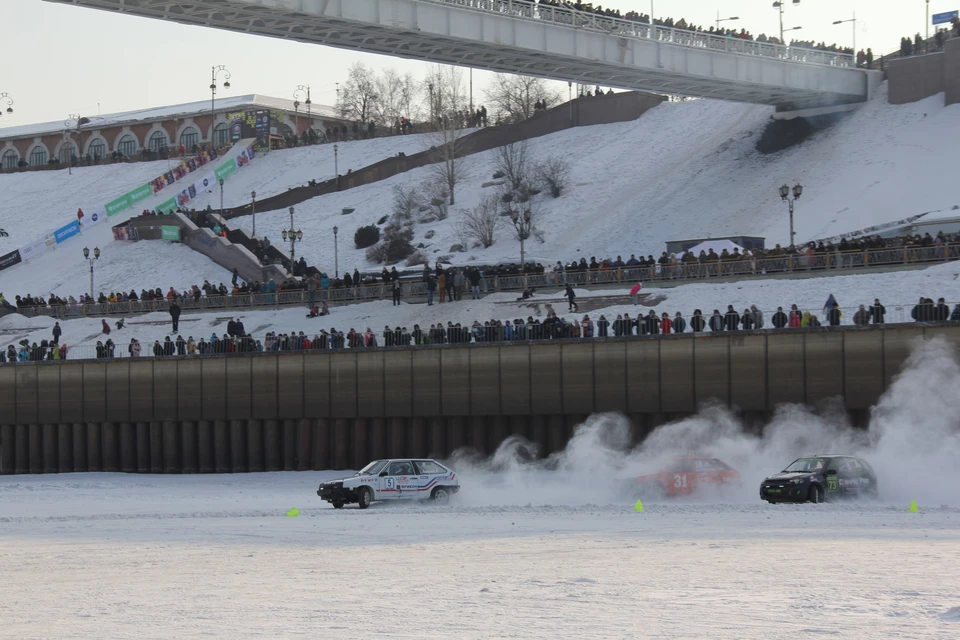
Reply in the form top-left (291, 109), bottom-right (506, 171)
top-left (46, 0), bottom-right (881, 111)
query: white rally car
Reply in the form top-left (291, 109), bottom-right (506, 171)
top-left (316, 459), bottom-right (460, 509)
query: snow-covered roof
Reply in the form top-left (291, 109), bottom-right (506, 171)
top-left (0, 94), bottom-right (340, 141)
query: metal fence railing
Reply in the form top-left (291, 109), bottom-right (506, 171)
top-left (428, 0), bottom-right (855, 67)
top-left (5, 302), bottom-right (958, 364)
top-left (11, 245), bottom-right (960, 320)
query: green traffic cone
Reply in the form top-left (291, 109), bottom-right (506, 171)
top-left (634, 499), bottom-right (644, 513)
top-left (286, 507), bottom-right (300, 517)
top-left (908, 500), bottom-right (918, 513)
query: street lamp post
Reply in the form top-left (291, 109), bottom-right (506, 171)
top-left (82, 246), bottom-right (101, 299)
top-left (294, 85), bottom-right (311, 143)
top-left (778, 183), bottom-right (803, 248)
top-left (0, 93), bottom-right (12, 118)
top-left (509, 208), bottom-right (533, 274)
top-left (715, 13), bottom-right (740, 30)
top-left (281, 206), bottom-right (303, 265)
top-left (832, 12), bottom-right (857, 58)
top-left (64, 113), bottom-right (81, 175)
top-left (210, 65), bottom-right (231, 140)
top-left (334, 144), bottom-right (339, 186)
top-left (219, 178), bottom-right (225, 216)
top-left (772, 0), bottom-right (801, 44)
top-left (250, 190), bottom-right (257, 238)
top-left (333, 226), bottom-right (339, 278)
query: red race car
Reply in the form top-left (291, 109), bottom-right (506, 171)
top-left (636, 457), bottom-right (740, 497)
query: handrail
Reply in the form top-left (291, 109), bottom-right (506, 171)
top-left (422, 0), bottom-right (855, 68)
top-left (11, 244), bottom-right (960, 320)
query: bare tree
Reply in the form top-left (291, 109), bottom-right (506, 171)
top-left (373, 69), bottom-right (421, 126)
top-left (339, 62), bottom-right (378, 122)
top-left (422, 65), bottom-right (471, 206)
top-left (423, 65), bottom-right (468, 125)
top-left (535, 157), bottom-right (571, 198)
top-left (484, 73), bottom-right (562, 123)
top-left (458, 195), bottom-right (501, 248)
top-left (495, 141), bottom-right (529, 190)
top-left (392, 184), bottom-right (423, 222)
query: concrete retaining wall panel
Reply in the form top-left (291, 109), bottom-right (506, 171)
top-left (283, 419), bottom-right (297, 470)
top-left (388, 417), bottom-right (405, 459)
top-left (412, 350), bottom-right (441, 416)
top-left (181, 421), bottom-right (198, 473)
top-left (128, 360), bottom-right (154, 423)
top-left (162, 420), bottom-right (179, 473)
top-left (468, 416), bottom-right (486, 455)
top-left (105, 361), bottom-right (131, 423)
top-left (882, 327), bottom-right (917, 388)
top-left (37, 367), bottom-right (61, 425)
top-left (28, 425), bottom-right (42, 474)
top-left (151, 360), bottom-right (177, 421)
top-left (101, 422), bottom-right (118, 472)
top-left (594, 341), bottom-right (627, 413)
top-left (531, 344), bottom-right (562, 415)
top-left (197, 421), bottom-right (214, 472)
top-left (82, 362), bottom-right (107, 423)
top-left (251, 356), bottom-right (279, 419)
top-left (660, 339), bottom-right (694, 413)
top-left (351, 418), bottom-right (368, 468)
top-left (547, 415), bottom-right (566, 455)
top-left (804, 332), bottom-right (845, 404)
top-left (87, 422), bottom-right (102, 471)
top-left (72, 423), bottom-right (87, 472)
top-left (201, 358), bottom-right (226, 420)
top-left (56, 423), bottom-right (73, 472)
top-left (229, 419), bottom-right (247, 472)
top-left (627, 340), bottom-right (661, 413)
top-left (694, 336), bottom-right (729, 407)
top-left (226, 357), bottom-right (252, 420)
top-left (303, 355), bottom-right (331, 418)
top-left (330, 352), bottom-right (358, 418)
top-left (441, 348), bottom-right (470, 416)
top-left (369, 417), bottom-right (387, 462)
top-left (923, 326), bottom-right (960, 352)
top-left (0, 368), bottom-right (16, 425)
top-left (247, 419), bottom-right (265, 472)
top-left (177, 359), bottom-right (203, 421)
top-left (470, 347), bottom-right (500, 416)
top-left (1, 424), bottom-right (16, 474)
top-left (888, 53), bottom-right (946, 104)
top-left (296, 418), bottom-right (313, 470)
top-left (277, 355), bottom-right (304, 419)
top-left (561, 342), bottom-right (595, 415)
top-left (447, 416), bottom-right (467, 453)
top-left (312, 418), bottom-right (330, 470)
top-left (357, 352), bottom-right (385, 418)
top-left (410, 417), bottom-right (428, 459)
top-left (14, 424), bottom-right (28, 474)
top-left (843, 331), bottom-right (885, 410)
top-left (149, 422), bottom-right (164, 473)
top-left (499, 345), bottom-right (531, 415)
top-left (118, 423), bottom-right (136, 473)
top-left (42, 424), bottom-right (57, 473)
top-left (384, 351), bottom-right (412, 417)
top-left (332, 418), bottom-right (349, 469)
top-left (263, 419), bottom-right (280, 471)
top-left (527, 415), bottom-right (546, 451)
top-left (768, 333), bottom-right (805, 406)
top-left (213, 420), bottom-right (230, 473)
top-left (730, 335), bottom-right (767, 411)
top-left (15, 367), bottom-right (38, 425)
top-left (60, 364), bottom-right (84, 425)
top-left (136, 422), bottom-right (151, 473)
top-left (428, 416), bottom-right (445, 458)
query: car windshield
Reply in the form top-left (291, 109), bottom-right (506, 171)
top-left (357, 460), bottom-right (387, 476)
top-left (784, 458), bottom-right (827, 473)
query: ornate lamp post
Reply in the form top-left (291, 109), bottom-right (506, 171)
top-left (251, 190), bottom-right (257, 237)
top-left (509, 208), bottom-right (533, 273)
top-left (333, 225), bottom-right (339, 278)
top-left (210, 65), bottom-right (231, 138)
top-left (281, 206), bottom-right (303, 263)
top-left (82, 246), bottom-right (101, 299)
top-left (779, 183), bottom-right (803, 247)
top-left (0, 93), bottom-right (12, 117)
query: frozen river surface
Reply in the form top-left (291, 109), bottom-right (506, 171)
top-left (1, 473), bottom-right (958, 640)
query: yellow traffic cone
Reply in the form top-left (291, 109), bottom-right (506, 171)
top-left (634, 500), bottom-right (644, 513)
top-left (908, 500), bottom-right (919, 513)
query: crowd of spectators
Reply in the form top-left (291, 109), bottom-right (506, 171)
top-left (5, 294), bottom-right (959, 363)
top-left (896, 19), bottom-right (960, 59)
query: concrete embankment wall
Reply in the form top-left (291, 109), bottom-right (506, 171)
top-left (887, 37), bottom-right (960, 105)
top-left (1, 325), bottom-right (956, 474)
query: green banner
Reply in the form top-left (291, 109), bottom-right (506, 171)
top-left (161, 226), bottom-right (181, 241)
top-left (128, 183), bottom-right (153, 205)
top-left (215, 160), bottom-right (238, 181)
top-left (156, 198), bottom-right (177, 215)
top-left (105, 193), bottom-right (131, 217)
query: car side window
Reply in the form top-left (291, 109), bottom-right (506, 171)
top-left (415, 460), bottom-right (445, 475)
top-left (388, 461), bottom-right (412, 476)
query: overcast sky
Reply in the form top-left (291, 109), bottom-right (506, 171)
top-left (0, 0), bottom-right (947, 128)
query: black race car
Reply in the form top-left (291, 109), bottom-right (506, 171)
top-left (760, 454), bottom-right (878, 503)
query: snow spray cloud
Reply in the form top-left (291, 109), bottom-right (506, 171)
top-left (447, 337), bottom-right (960, 506)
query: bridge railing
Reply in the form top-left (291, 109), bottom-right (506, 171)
top-left (429, 0), bottom-right (855, 68)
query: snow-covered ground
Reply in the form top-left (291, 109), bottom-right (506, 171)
top-left (222, 85), bottom-right (960, 276)
top-left (3, 261), bottom-right (958, 354)
top-left (1, 326), bottom-right (958, 639)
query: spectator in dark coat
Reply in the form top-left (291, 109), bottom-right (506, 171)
top-left (772, 306), bottom-right (788, 329)
top-left (723, 305), bottom-right (740, 331)
top-left (869, 299), bottom-right (885, 324)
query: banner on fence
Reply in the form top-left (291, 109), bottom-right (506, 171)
top-left (19, 237), bottom-right (49, 261)
top-left (113, 223), bottom-right (135, 242)
top-left (54, 220), bottom-right (81, 244)
top-left (128, 183), bottom-right (153, 206)
top-left (933, 10), bottom-right (958, 25)
top-left (84, 208), bottom-right (106, 229)
top-left (0, 249), bottom-right (22, 272)
top-left (215, 159), bottom-right (238, 181)
top-left (161, 225), bottom-right (181, 241)
top-left (156, 198), bottom-right (177, 215)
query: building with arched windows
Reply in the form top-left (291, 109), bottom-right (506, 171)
top-left (0, 94), bottom-right (344, 171)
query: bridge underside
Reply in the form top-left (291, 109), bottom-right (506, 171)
top-left (46, 0), bottom-right (871, 110)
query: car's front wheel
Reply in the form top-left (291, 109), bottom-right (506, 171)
top-left (809, 484), bottom-right (823, 504)
top-left (432, 487), bottom-right (451, 505)
top-left (358, 487), bottom-right (373, 510)
top-left (332, 501), bottom-right (344, 509)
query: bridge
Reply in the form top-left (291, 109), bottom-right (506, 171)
top-left (47, 0), bottom-right (880, 111)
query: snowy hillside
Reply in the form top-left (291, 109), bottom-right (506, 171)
top-left (3, 261), bottom-right (958, 354)
top-left (219, 84), bottom-right (960, 276)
